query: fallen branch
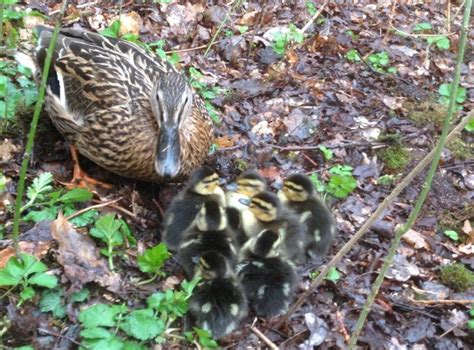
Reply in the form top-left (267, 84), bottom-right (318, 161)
top-left (276, 110), bottom-right (473, 330)
top-left (91, 199), bottom-right (136, 219)
top-left (250, 321), bottom-right (279, 350)
top-left (65, 198), bottom-right (123, 220)
top-left (409, 299), bottom-right (474, 306)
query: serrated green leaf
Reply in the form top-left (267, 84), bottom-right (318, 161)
top-left (435, 37), bottom-right (450, 50)
top-left (60, 188), bottom-right (93, 203)
top-left (193, 327), bottom-right (218, 348)
top-left (120, 309), bottom-right (165, 340)
top-left (101, 20), bottom-right (121, 38)
top-left (327, 174), bottom-right (357, 198)
top-left (40, 289), bottom-right (66, 318)
top-left (71, 288), bottom-right (90, 303)
top-left (23, 207), bottom-right (58, 222)
top-left (80, 327), bottom-right (114, 339)
top-left (20, 286), bottom-right (36, 301)
top-left (90, 214), bottom-right (124, 246)
top-left (147, 292), bottom-right (166, 309)
top-left (79, 303), bottom-right (123, 329)
top-left (413, 22), bottom-right (432, 32)
top-left (137, 243), bottom-right (170, 274)
top-left (70, 209), bottom-right (99, 227)
top-left (318, 145), bottom-right (333, 160)
top-left (26, 172), bottom-right (53, 202)
top-left (329, 165), bottom-right (353, 176)
top-left (444, 230), bottom-right (459, 241)
top-left (123, 341), bottom-right (147, 350)
top-left (28, 272), bottom-right (58, 288)
top-left (325, 267), bottom-right (341, 282)
top-left (82, 336), bottom-right (125, 350)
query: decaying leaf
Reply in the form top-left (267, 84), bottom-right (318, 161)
top-left (402, 229), bottom-right (430, 250)
top-left (386, 254), bottom-right (420, 282)
top-left (51, 214), bottom-right (122, 293)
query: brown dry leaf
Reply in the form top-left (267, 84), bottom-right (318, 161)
top-left (51, 214), bottom-right (122, 293)
top-left (286, 49), bottom-right (299, 65)
top-left (162, 275), bottom-right (181, 290)
top-left (462, 220), bottom-right (473, 244)
top-left (258, 167), bottom-right (281, 182)
top-left (215, 135), bottom-right (238, 148)
top-left (238, 10), bottom-right (259, 25)
top-left (0, 138), bottom-right (18, 162)
top-left (0, 247), bottom-right (15, 269)
top-left (402, 229), bottom-right (430, 250)
top-left (111, 11), bottom-right (141, 36)
top-left (0, 241), bottom-right (51, 269)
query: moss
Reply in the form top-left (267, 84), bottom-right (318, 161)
top-left (233, 158), bottom-right (248, 172)
top-left (447, 138), bottom-right (474, 160)
top-left (377, 144), bottom-right (411, 172)
top-left (440, 263), bottom-right (474, 292)
top-left (404, 98), bottom-right (448, 127)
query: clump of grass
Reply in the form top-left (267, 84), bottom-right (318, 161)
top-left (404, 99), bottom-right (447, 127)
top-left (440, 263), bottom-right (474, 292)
top-left (447, 138), bottom-right (474, 160)
top-left (377, 145), bottom-right (411, 172)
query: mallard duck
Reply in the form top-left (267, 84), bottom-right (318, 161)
top-left (278, 174), bottom-right (337, 258)
top-left (31, 25), bottom-right (213, 183)
top-left (237, 229), bottom-right (297, 317)
top-left (178, 198), bottom-right (238, 278)
top-left (187, 251), bottom-right (247, 339)
top-left (162, 166), bottom-right (225, 251)
top-left (225, 171), bottom-right (267, 244)
top-left (244, 191), bottom-right (306, 262)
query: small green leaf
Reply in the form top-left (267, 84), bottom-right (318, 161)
top-left (305, 1), bottom-right (317, 16)
top-left (60, 188), bottom-right (93, 203)
top-left (71, 288), bottom-right (90, 303)
top-left (435, 37), bottom-right (450, 50)
top-left (20, 287), bottom-right (35, 302)
top-left (468, 319), bottom-right (474, 330)
top-left (137, 243), bottom-right (170, 274)
top-left (444, 230), bottom-right (459, 241)
top-left (327, 174), bottom-right (357, 198)
top-left (26, 172), bottom-right (53, 202)
top-left (40, 289), bottom-right (66, 318)
top-left (193, 327), bottom-right (218, 348)
top-left (120, 309), bottom-right (165, 340)
top-left (413, 22), bottom-right (432, 32)
top-left (101, 20), bottom-right (121, 38)
top-left (318, 145), bottom-right (333, 160)
top-left (79, 303), bottom-right (123, 329)
top-left (325, 267), bottom-right (341, 282)
top-left (69, 209), bottom-right (99, 227)
top-left (23, 207), bottom-right (58, 222)
top-left (90, 214), bottom-right (124, 246)
top-left (329, 165), bottom-right (353, 176)
top-left (236, 25), bottom-right (248, 34)
top-left (309, 173), bottom-right (325, 193)
top-left (465, 117), bottom-right (474, 132)
top-left (82, 336), bottom-right (125, 350)
top-left (345, 49), bottom-right (361, 62)
top-left (28, 272), bottom-right (58, 289)
top-left (80, 327), bottom-right (114, 339)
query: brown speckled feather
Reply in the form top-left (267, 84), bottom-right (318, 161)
top-left (35, 26), bottom-right (214, 182)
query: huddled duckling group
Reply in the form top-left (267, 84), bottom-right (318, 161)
top-left (162, 166), bottom-right (337, 339)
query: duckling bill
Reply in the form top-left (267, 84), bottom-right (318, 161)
top-left (162, 166), bottom-right (225, 251)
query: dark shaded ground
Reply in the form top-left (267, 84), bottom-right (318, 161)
top-left (1, 1), bottom-right (473, 349)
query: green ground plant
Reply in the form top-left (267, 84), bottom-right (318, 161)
top-left (440, 263), bottom-right (474, 292)
top-left (271, 24), bottom-right (304, 56)
top-left (309, 164), bottom-right (357, 199)
top-left (377, 144), bottom-right (411, 172)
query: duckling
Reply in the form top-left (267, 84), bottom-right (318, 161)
top-left (225, 171), bottom-right (267, 244)
top-left (187, 251), bottom-right (247, 339)
top-left (237, 229), bottom-right (297, 317)
top-left (178, 199), bottom-right (238, 278)
top-left (162, 166), bottom-right (225, 251)
top-left (244, 191), bottom-right (306, 262)
top-left (278, 174), bottom-right (337, 258)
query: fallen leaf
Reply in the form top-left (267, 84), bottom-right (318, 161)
top-left (386, 254), bottom-right (420, 282)
top-left (51, 213), bottom-right (122, 293)
top-left (402, 229), bottom-right (430, 250)
top-left (215, 135), bottom-right (238, 148)
top-left (112, 11), bottom-right (141, 36)
top-left (300, 313), bottom-right (328, 348)
top-left (0, 247), bottom-right (15, 269)
top-left (258, 167), bottom-right (281, 181)
top-left (0, 139), bottom-right (18, 162)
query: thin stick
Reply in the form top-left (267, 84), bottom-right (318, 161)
top-left (250, 326), bottom-right (279, 350)
top-left (382, 0), bottom-right (398, 44)
top-left (65, 198), bottom-right (122, 220)
top-left (300, 0), bottom-right (330, 34)
top-left (409, 299), bottom-right (474, 305)
top-left (37, 328), bottom-right (83, 347)
top-left (91, 199), bottom-right (136, 218)
top-left (390, 25), bottom-right (456, 38)
top-left (11, 0), bottom-right (69, 253)
top-left (264, 141), bottom-right (386, 151)
top-left (349, 1), bottom-right (472, 346)
top-left (276, 111), bottom-right (473, 330)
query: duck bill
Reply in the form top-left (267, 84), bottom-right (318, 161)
top-left (155, 126), bottom-right (181, 179)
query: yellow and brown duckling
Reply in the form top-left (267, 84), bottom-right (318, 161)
top-left (187, 251), bottom-right (247, 339)
top-left (178, 199), bottom-right (238, 278)
top-left (237, 229), bottom-right (297, 317)
top-left (29, 26), bottom-right (213, 184)
top-left (244, 191), bottom-right (306, 262)
top-left (278, 174), bottom-right (337, 259)
top-left (225, 171), bottom-right (268, 244)
top-left (162, 166), bottom-right (225, 251)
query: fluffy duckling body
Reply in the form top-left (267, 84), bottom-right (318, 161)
top-left (244, 191), bottom-right (305, 262)
top-left (225, 171), bottom-right (267, 245)
top-left (237, 229), bottom-right (297, 317)
top-left (162, 166), bottom-right (225, 251)
top-left (278, 174), bottom-right (336, 258)
top-left (178, 199), bottom-right (238, 278)
top-left (187, 251), bottom-right (247, 339)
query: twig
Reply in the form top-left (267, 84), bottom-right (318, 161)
top-left (390, 25), bottom-right (456, 38)
top-left (409, 299), bottom-right (474, 305)
top-left (65, 198), bottom-right (123, 220)
top-left (263, 141), bottom-right (386, 151)
top-left (382, 0), bottom-right (398, 44)
top-left (300, 0), bottom-right (330, 34)
top-left (91, 199), bottom-right (136, 218)
top-left (349, 1), bottom-right (472, 347)
top-left (276, 110), bottom-right (473, 330)
top-left (11, 0), bottom-right (69, 253)
top-left (250, 325), bottom-right (279, 350)
top-left (37, 328), bottom-right (82, 347)
top-left (245, 0), bottom-right (267, 72)
top-left (152, 198), bottom-right (164, 218)
top-left (335, 310), bottom-right (350, 343)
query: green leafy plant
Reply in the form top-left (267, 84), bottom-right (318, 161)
top-left (146, 39), bottom-right (181, 65)
top-left (305, 1), bottom-right (317, 16)
top-left (346, 30), bottom-right (358, 40)
top-left (0, 173), bottom-right (7, 192)
top-left (444, 229), bottom-right (459, 241)
top-left (271, 24), bottom-right (304, 56)
top-left (377, 174), bottom-right (400, 186)
top-left (468, 307), bottom-right (474, 330)
top-left (309, 173), bottom-right (326, 193)
top-left (345, 49), bottom-right (361, 62)
top-left (413, 22), bottom-right (433, 32)
top-left (318, 145), bottom-right (333, 161)
top-left (438, 83), bottom-right (466, 109)
top-left (0, 60), bottom-right (38, 131)
top-left (427, 35), bottom-right (450, 50)
top-left (78, 278), bottom-right (201, 349)
top-left (20, 172), bottom-right (94, 225)
top-left (188, 67), bottom-right (225, 124)
top-left (466, 117), bottom-right (474, 132)
top-left (309, 267), bottom-right (341, 282)
top-left (367, 52), bottom-right (396, 73)
top-left (40, 289), bottom-right (66, 318)
top-left (236, 25), bottom-right (248, 34)
top-left (137, 243), bottom-right (171, 284)
top-left (89, 214), bottom-right (132, 271)
top-left (185, 328), bottom-right (218, 348)
top-left (326, 165), bottom-right (357, 198)
top-left (0, 253), bottom-right (58, 306)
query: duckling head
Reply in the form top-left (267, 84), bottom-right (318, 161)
top-left (151, 73), bottom-right (193, 179)
top-left (196, 251), bottom-right (230, 280)
top-left (280, 174), bottom-right (315, 202)
top-left (188, 166), bottom-right (220, 195)
top-left (249, 191), bottom-right (281, 222)
top-left (251, 229), bottom-right (281, 258)
top-left (195, 199), bottom-right (228, 231)
top-left (234, 170), bottom-right (267, 197)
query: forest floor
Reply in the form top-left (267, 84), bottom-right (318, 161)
top-left (1, 1), bottom-right (473, 349)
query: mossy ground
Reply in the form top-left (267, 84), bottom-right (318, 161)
top-left (404, 98), bottom-right (448, 128)
top-left (377, 144), bottom-right (411, 172)
top-left (440, 263), bottom-right (474, 292)
top-left (446, 138), bottom-right (474, 160)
